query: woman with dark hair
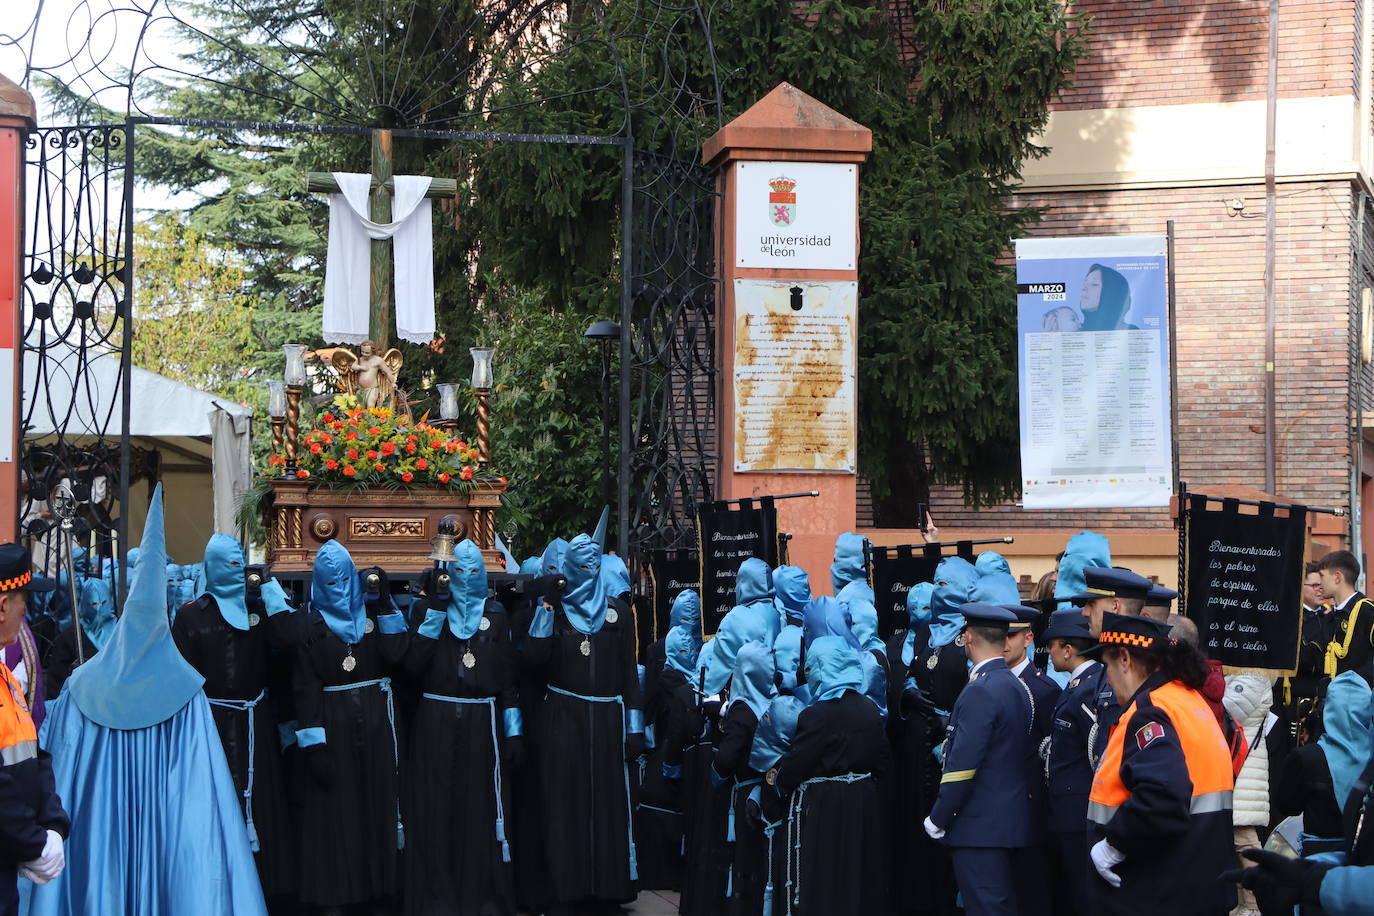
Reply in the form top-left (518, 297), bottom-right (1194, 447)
top-left (1079, 264), bottom-right (1137, 331)
top-left (1084, 613), bottom-right (1236, 915)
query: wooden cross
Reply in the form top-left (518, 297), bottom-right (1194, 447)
top-left (306, 129), bottom-right (458, 349)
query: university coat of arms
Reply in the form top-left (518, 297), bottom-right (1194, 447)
top-left (768, 176), bottom-right (797, 226)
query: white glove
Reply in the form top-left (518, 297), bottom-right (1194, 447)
top-left (22, 829), bottom-right (64, 883)
top-left (1090, 838), bottom-right (1124, 888)
top-left (923, 816), bottom-right (945, 840)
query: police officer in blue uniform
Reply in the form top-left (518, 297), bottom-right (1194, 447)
top-left (1043, 611), bottom-right (1106, 916)
top-left (1141, 584), bottom-right (1178, 624)
top-left (924, 603), bottom-right (1038, 916)
top-left (1070, 567), bottom-right (1152, 761)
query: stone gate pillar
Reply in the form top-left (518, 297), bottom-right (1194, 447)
top-left (0, 76), bottom-right (36, 543)
top-left (703, 83), bottom-right (871, 593)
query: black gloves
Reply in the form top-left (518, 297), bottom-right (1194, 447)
top-left (900, 686), bottom-right (938, 720)
top-left (304, 745), bottom-right (332, 786)
top-left (503, 735), bottom-right (526, 771)
top-left (1220, 848), bottom-right (1332, 915)
top-left (701, 698), bottom-right (723, 721)
top-left (624, 732), bottom-right (646, 761)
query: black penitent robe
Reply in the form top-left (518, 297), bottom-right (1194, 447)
top-left (42, 624), bottom-right (99, 699)
top-left (907, 636), bottom-right (968, 916)
top-left (774, 690), bottom-right (890, 916)
top-left (293, 612), bottom-right (407, 907)
top-left (507, 596), bottom-right (551, 913)
top-left (402, 598), bottom-right (520, 916)
top-left (637, 667), bottom-right (700, 891)
top-left (679, 715), bottom-right (727, 916)
top-left (525, 598), bottom-right (643, 906)
top-left (170, 596), bottom-right (297, 900)
top-left (715, 703), bottom-right (765, 916)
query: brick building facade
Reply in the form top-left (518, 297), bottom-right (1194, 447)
top-left (863, 0), bottom-right (1374, 587)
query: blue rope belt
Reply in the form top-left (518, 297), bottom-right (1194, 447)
top-left (786, 772), bottom-right (872, 916)
top-left (207, 688), bottom-right (267, 852)
top-left (323, 677), bottom-right (404, 849)
top-left (547, 684), bottom-right (639, 881)
top-left (422, 693), bottom-right (511, 862)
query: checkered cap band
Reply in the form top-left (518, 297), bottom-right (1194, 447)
top-left (1099, 630), bottom-right (1154, 648)
top-left (0, 571), bottom-right (31, 591)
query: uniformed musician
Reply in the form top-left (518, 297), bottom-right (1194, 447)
top-left (1042, 611), bottom-right (1106, 915)
top-left (1083, 613), bottom-right (1236, 916)
top-left (924, 603), bottom-right (1038, 916)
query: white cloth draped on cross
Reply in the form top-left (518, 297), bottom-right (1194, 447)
top-left (323, 172), bottom-right (436, 346)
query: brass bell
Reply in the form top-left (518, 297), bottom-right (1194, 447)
top-left (428, 517), bottom-right (459, 564)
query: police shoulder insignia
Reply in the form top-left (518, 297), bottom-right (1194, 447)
top-left (1135, 721), bottom-right (1166, 750)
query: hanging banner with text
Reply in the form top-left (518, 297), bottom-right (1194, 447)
top-left (1183, 495), bottom-right (1305, 674)
top-left (1015, 236), bottom-right (1173, 508)
top-left (866, 542), bottom-right (977, 639)
top-left (648, 549), bottom-right (702, 644)
top-left (696, 499), bottom-right (781, 636)
top-left (733, 279), bottom-right (857, 472)
top-left (734, 161), bottom-right (857, 270)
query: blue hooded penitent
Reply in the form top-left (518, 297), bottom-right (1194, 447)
top-left (805, 635), bottom-right (863, 703)
top-left (1054, 531), bottom-right (1112, 610)
top-left (1319, 671), bottom-right (1372, 810)
top-left (30, 483), bottom-right (268, 916)
top-left (77, 578), bottom-right (116, 652)
top-left (65, 486), bottom-right (203, 729)
top-left (310, 540), bottom-right (366, 645)
top-left (664, 627), bottom-right (698, 678)
top-left (774, 566), bottom-right (810, 624)
top-left (975, 551), bottom-right (1011, 578)
top-left (731, 641), bottom-right (777, 720)
top-left (519, 556), bottom-right (542, 577)
top-left (600, 553), bottom-right (631, 598)
top-left (748, 693), bottom-right (806, 773)
top-left (670, 590), bottom-right (702, 651)
top-left (560, 534), bottom-right (610, 635)
top-left (902, 582), bottom-right (935, 667)
top-left (830, 532), bottom-right (866, 596)
top-left (442, 539), bottom-right (489, 639)
top-left (929, 561), bottom-right (977, 651)
top-left (540, 538), bottom-right (570, 575)
top-left (695, 559), bottom-right (780, 696)
top-left (838, 580), bottom-right (885, 654)
top-left (801, 596), bottom-right (862, 652)
top-left (935, 556), bottom-right (978, 593)
top-left (198, 534), bottom-right (249, 631)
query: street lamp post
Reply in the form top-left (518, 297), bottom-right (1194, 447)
top-left (583, 320), bottom-right (621, 510)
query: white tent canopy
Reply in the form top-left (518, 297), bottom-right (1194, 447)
top-left (22, 343), bottom-right (253, 541)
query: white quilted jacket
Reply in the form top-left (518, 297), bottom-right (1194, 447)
top-left (1223, 673), bottom-right (1274, 827)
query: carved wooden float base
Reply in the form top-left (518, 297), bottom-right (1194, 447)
top-left (265, 480), bottom-right (505, 573)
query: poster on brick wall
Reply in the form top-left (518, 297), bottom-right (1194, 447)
top-left (1015, 235), bottom-right (1173, 509)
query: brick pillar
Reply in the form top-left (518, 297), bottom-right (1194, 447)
top-left (0, 76), bottom-right (35, 543)
top-left (703, 83), bottom-right (872, 593)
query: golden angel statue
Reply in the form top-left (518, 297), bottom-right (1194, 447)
top-left (330, 341), bottom-right (403, 412)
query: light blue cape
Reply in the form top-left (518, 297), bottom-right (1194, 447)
top-left (731, 641), bottom-right (777, 719)
top-left (1054, 531), bottom-right (1112, 610)
top-left (197, 534), bottom-right (249, 630)
top-left (695, 561), bottom-right (780, 695)
top-left (748, 693), bottom-right (806, 772)
top-left (600, 554), bottom-right (631, 598)
top-left (65, 485), bottom-right (204, 730)
top-left (902, 582), bottom-right (935, 667)
top-left (774, 625), bottom-right (805, 696)
top-left (560, 534), bottom-right (610, 635)
top-left (801, 596), bottom-right (862, 652)
top-left (77, 579), bottom-right (116, 652)
top-left (310, 540), bottom-right (366, 645)
top-left (1319, 671), bottom-right (1373, 810)
top-left (838, 580), bottom-right (885, 654)
top-left (971, 571), bottom-right (1021, 606)
top-left (442, 539), bottom-right (489, 639)
top-left (975, 551), bottom-right (1011, 578)
top-left (806, 635), bottom-right (863, 703)
top-left (830, 532), bottom-right (866, 595)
